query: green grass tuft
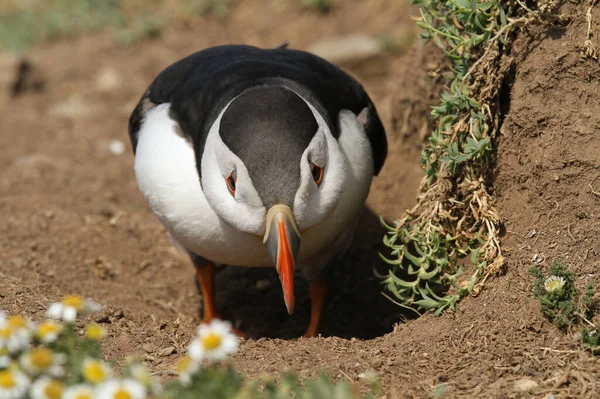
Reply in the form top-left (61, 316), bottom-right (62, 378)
top-left (0, 0), bottom-right (125, 52)
top-left (0, 0), bottom-right (234, 53)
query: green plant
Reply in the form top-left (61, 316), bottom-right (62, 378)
top-left (0, 0), bottom-right (234, 52)
top-left (529, 259), bottom-right (577, 329)
top-left (164, 369), bottom-right (381, 399)
top-left (530, 259), bottom-right (600, 354)
top-left (299, 0), bottom-right (332, 13)
top-left (581, 326), bottom-right (600, 355)
top-left (580, 281), bottom-right (600, 353)
top-left (377, 0), bottom-right (540, 314)
top-left (583, 280), bottom-right (595, 318)
top-left (0, 0), bottom-right (125, 52)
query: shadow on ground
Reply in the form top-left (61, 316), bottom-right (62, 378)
top-left (204, 206), bottom-right (412, 340)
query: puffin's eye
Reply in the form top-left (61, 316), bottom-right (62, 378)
top-left (311, 162), bottom-right (324, 186)
top-left (225, 171), bottom-right (236, 196)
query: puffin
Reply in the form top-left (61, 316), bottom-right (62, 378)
top-left (127, 43), bottom-right (387, 338)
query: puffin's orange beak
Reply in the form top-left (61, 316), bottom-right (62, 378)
top-left (264, 205), bottom-right (301, 315)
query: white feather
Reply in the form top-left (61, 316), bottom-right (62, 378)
top-left (134, 103), bottom-right (269, 266)
top-left (201, 107), bottom-right (266, 234)
top-left (293, 106), bottom-right (374, 277)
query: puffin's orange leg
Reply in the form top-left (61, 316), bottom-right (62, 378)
top-left (303, 276), bottom-right (328, 338)
top-left (194, 261), bottom-right (247, 338)
top-left (195, 262), bottom-right (218, 323)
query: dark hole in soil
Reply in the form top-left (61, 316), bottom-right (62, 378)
top-left (490, 56), bottom-right (517, 196)
top-left (202, 206), bottom-right (413, 340)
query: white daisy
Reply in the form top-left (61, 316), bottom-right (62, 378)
top-left (0, 368), bottom-right (30, 399)
top-left (0, 347), bottom-right (10, 369)
top-left (174, 355), bottom-right (200, 386)
top-left (544, 275), bottom-right (566, 294)
top-left (19, 348), bottom-right (66, 377)
top-left (35, 322), bottom-right (62, 344)
top-left (63, 384), bottom-right (95, 399)
top-left (188, 319), bottom-right (239, 362)
top-left (29, 376), bottom-right (63, 399)
top-left (0, 316), bottom-right (33, 354)
top-left (95, 378), bottom-right (146, 399)
top-left (0, 325), bottom-right (13, 355)
top-left (81, 358), bottom-right (112, 385)
top-left (46, 296), bottom-right (101, 323)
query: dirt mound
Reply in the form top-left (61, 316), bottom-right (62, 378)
top-left (238, 2), bottom-right (600, 396)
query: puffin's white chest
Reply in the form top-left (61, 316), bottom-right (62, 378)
top-left (133, 103), bottom-right (373, 271)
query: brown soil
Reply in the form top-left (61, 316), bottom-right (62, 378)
top-left (2, 0), bottom-right (600, 398)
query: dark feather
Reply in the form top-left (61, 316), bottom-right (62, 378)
top-left (128, 44), bottom-right (387, 175)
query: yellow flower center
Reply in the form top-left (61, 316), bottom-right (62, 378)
top-left (547, 281), bottom-right (561, 291)
top-left (29, 347), bottom-right (53, 369)
top-left (85, 324), bottom-right (106, 341)
top-left (83, 361), bottom-right (107, 384)
top-left (7, 316), bottom-right (27, 329)
top-left (62, 296), bottom-right (85, 310)
top-left (0, 328), bottom-right (10, 338)
top-left (44, 380), bottom-right (63, 399)
top-left (38, 322), bottom-right (61, 338)
top-left (74, 393), bottom-right (93, 399)
top-left (114, 388), bottom-right (132, 399)
top-left (175, 356), bottom-right (192, 374)
top-left (0, 370), bottom-right (16, 388)
top-left (202, 333), bottom-right (222, 350)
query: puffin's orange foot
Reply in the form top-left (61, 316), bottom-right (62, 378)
top-left (195, 263), bottom-right (248, 338)
top-left (302, 277), bottom-right (328, 338)
top-left (303, 323), bottom-right (319, 338)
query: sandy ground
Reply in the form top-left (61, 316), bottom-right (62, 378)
top-left (2, 0), bottom-right (600, 398)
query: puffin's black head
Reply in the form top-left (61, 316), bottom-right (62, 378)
top-left (219, 86), bottom-right (318, 208)
top-left (202, 84), bottom-right (346, 315)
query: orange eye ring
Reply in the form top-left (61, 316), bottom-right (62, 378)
top-left (226, 171), bottom-right (236, 196)
top-left (311, 162), bottom-right (324, 186)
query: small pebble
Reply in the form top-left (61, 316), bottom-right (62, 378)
top-left (513, 378), bottom-right (538, 392)
top-left (109, 139), bottom-right (126, 155)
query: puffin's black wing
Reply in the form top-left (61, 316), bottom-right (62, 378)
top-left (128, 44), bottom-right (387, 175)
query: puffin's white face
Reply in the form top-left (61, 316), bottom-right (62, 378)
top-left (200, 120), bottom-right (266, 235)
top-left (199, 85), bottom-right (348, 315)
top-left (291, 106), bottom-right (347, 230)
top-left (200, 90), bottom-right (346, 236)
